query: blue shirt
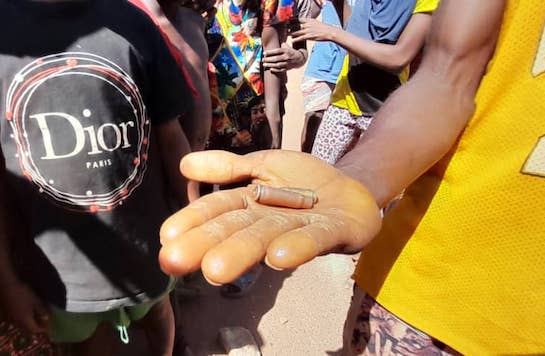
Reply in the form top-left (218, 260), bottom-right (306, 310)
top-left (303, 1), bottom-right (345, 84)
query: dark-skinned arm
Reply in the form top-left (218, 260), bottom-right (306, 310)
top-left (140, 0), bottom-right (212, 152)
top-left (262, 26), bottom-right (284, 148)
top-left (157, 0), bottom-right (508, 284)
top-left (336, 0), bottom-right (506, 206)
top-left (156, 118), bottom-right (192, 206)
top-left (292, 12), bottom-right (433, 74)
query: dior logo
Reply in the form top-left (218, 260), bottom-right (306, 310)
top-left (6, 52), bottom-right (151, 212)
top-left (31, 112), bottom-right (135, 160)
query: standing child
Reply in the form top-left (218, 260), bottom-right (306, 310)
top-left (0, 0), bottom-right (194, 355)
top-left (291, 0), bottom-right (439, 164)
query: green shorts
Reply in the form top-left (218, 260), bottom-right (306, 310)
top-left (49, 279), bottom-right (175, 344)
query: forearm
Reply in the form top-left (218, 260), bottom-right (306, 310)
top-left (331, 29), bottom-right (409, 73)
top-left (329, 13), bottom-right (432, 74)
top-left (158, 119), bottom-right (192, 205)
top-left (262, 26), bottom-right (283, 146)
top-left (181, 74), bottom-right (212, 151)
top-left (173, 8), bottom-right (212, 151)
top-left (263, 72), bottom-right (282, 142)
top-left (336, 0), bottom-right (505, 207)
top-left (336, 69), bottom-right (475, 207)
top-left (139, 1), bottom-right (211, 150)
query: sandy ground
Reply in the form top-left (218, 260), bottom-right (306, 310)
top-left (178, 255), bottom-right (356, 356)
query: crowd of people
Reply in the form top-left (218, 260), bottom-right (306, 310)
top-left (0, 0), bottom-right (544, 355)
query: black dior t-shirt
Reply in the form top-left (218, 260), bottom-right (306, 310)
top-left (0, 0), bottom-right (193, 312)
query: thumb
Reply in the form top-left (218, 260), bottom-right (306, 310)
top-left (281, 42), bottom-right (290, 49)
top-left (180, 150), bottom-right (261, 184)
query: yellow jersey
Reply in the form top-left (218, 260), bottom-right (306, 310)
top-left (355, 0), bottom-right (545, 354)
top-left (330, 0), bottom-right (440, 116)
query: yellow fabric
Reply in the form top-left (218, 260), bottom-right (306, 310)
top-left (330, 0), bottom-right (439, 115)
top-left (355, 1), bottom-right (545, 354)
top-left (330, 56), bottom-right (363, 115)
top-left (414, 0), bottom-right (439, 13)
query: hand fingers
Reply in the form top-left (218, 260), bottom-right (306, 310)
top-left (290, 29), bottom-right (305, 39)
top-left (160, 187), bottom-right (250, 243)
top-left (262, 54), bottom-right (288, 64)
top-left (291, 32), bottom-right (314, 43)
top-left (290, 29), bottom-right (312, 42)
top-left (180, 150), bottom-right (259, 184)
top-left (201, 213), bottom-right (307, 284)
top-left (263, 47), bottom-right (286, 57)
top-left (159, 208), bottom-right (259, 277)
top-left (265, 218), bottom-right (355, 270)
top-left (270, 67), bottom-right (288, 73)
top-left (263, 60), bottom-right (288, 69)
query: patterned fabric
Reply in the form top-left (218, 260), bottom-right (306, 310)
top-left (311, 105), bottom-right (373, 164)
top-left (0, 321), bottom-right (59, 356)
top-left (301, 76), bottom-right (335, 113)
top-left (343, 288), bottom-right (461, 356)
top-left (206, 0), bottom-right (293, 151)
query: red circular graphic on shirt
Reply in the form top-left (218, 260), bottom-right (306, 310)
top-left (5, 52), bottom-right (151, 213)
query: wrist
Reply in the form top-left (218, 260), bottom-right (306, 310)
top-left (293, 49), bottom-right (307, 67)
top-left (297, 49), bottom-right (307, 63)
top-left (329, 27), bottom-right (341, 43)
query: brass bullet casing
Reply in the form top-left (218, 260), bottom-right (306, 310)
top-left (251, 184), bottom-right (318, 209)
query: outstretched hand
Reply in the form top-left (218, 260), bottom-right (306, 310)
top-left (159, 150), bottom-right (381, 285)
top-left (291, 18), bottom-right (338, 43)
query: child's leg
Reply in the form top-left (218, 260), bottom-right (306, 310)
top-left (301, 110), bottom-right (325, 153)
top-left (311, 105), bottom-right (363, 165)
top-left (135, 296), bottom-right (174, 356)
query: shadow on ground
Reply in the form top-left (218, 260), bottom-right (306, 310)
top-left (178, 266), bottom-right (293, 355)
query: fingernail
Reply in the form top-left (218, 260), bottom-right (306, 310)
top-left (264, 255), bottom-right (284, 271)
top-left (202, 274), bottom-right (222, 286)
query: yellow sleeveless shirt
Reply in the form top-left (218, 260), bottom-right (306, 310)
top-left (354, 1), bottom-right (545, 354)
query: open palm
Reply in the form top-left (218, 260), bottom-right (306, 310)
top-left (159, 150), bottom-right (381, 285)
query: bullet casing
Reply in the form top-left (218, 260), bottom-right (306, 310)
top-left (252, 184), bottom-right (317, 209)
